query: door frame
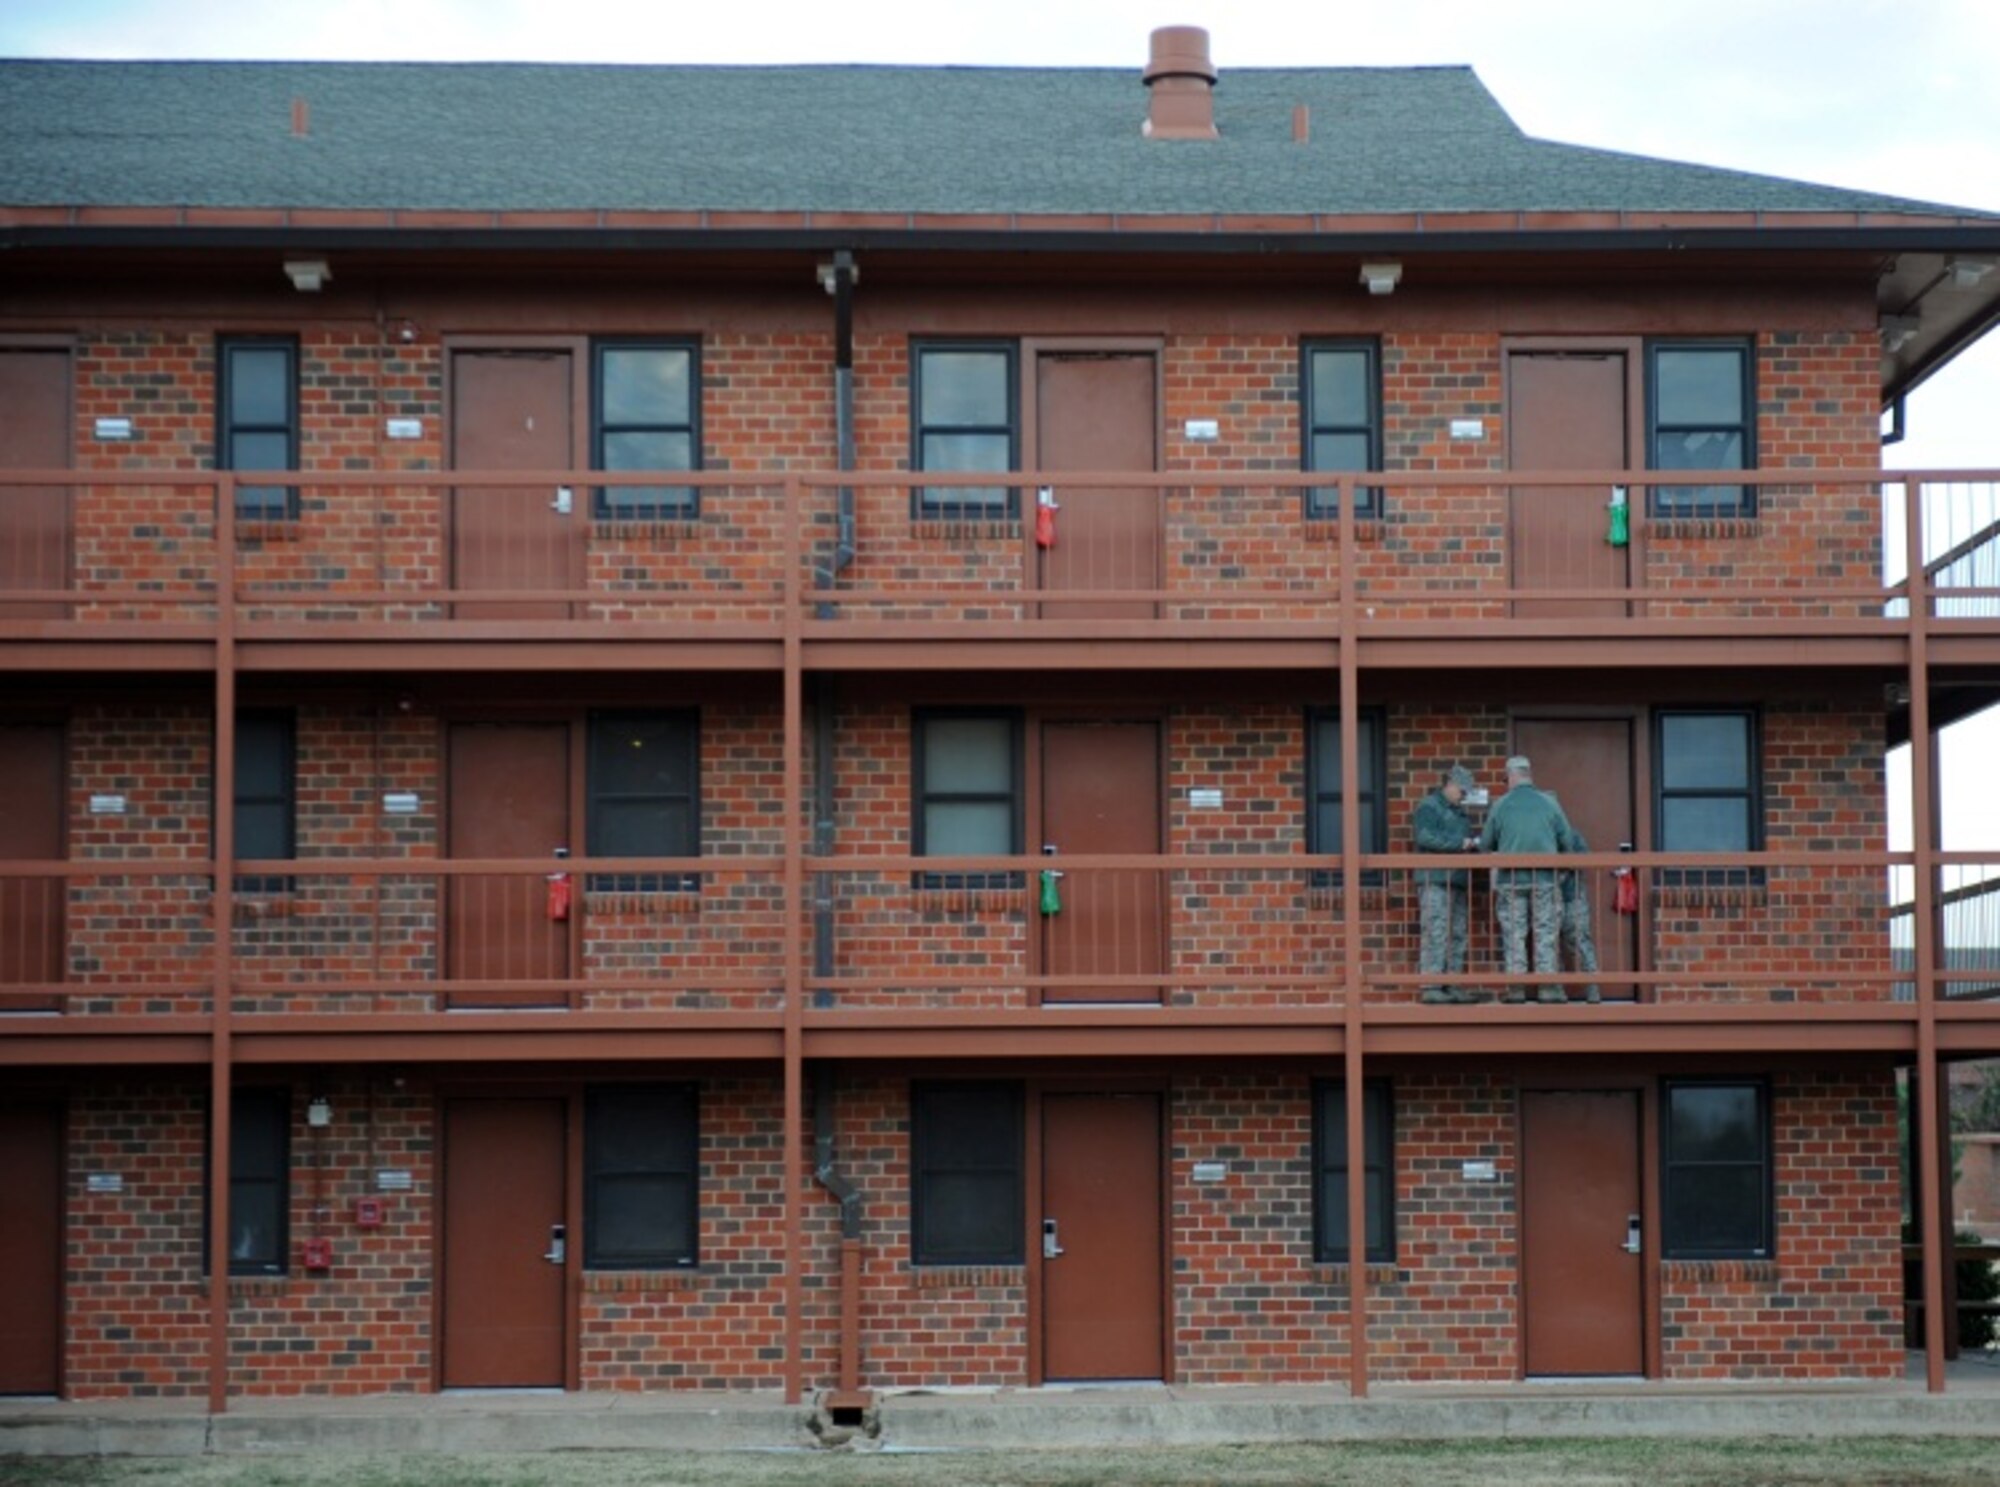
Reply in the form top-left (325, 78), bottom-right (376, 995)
top-left (1514, 1073), bottom-right (1662, 1381)
top-left (1025, 708), bottom-right (1170, 1008)
top-left (440, 715), bottom-right (589, 1004)
top-left (1509, 707), bottom-right (1654, 994)
top-left (1019, 338), bottom-right (1166, 603)
top-left (1501, 336), bottom-right (1648, 607)
top-left (0, 716), bottom-right (68, 1011)
top-left (0, 1095), bottom-right (66, 1397)
top-left (432, 1085), bottom-right (585, 1393)
top-left (1024, 1074), bottom-right (1173, 1386)
top-left (441, 335), bottom-right (591, 610)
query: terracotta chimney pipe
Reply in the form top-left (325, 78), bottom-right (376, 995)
top-left (1143, 25), bottom-right (1218, 140)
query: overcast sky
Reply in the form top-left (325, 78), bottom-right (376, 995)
top-left (6, 0), bottom-right (1998, 845)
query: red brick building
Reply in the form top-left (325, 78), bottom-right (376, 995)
top-left (2, 32), bottom-right (1999, 1409)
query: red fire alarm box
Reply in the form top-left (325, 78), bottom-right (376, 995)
top-left (354, 1196), bottom-right (385, 1228)
top-left (302, 1237), bottom-right (333, 1271)
top-left (546, 870), bottom-right (572, 921)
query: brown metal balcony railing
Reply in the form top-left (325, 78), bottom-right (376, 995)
top-left (1, 467), bottom-right (1996, 632)
top-left (1, 850), bottom-right (1919, 1019)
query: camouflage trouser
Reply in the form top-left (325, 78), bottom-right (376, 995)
top-left (1497, 876), bottom-right (1562, 989)
top-left (1561, 886), bottom-right (1599, 977)
top-left (1418, 882), bottom-right (1469, 992)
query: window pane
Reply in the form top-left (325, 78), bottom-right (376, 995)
top-left (1319, 1172), bottom-right (1350, 1252)
top-left (594, 801), bottom-right (693, 859)
top-left (1671, 1166), bottom-right (1764, 1253)
top-left (921, 1173), bottom-right (1016, 1258)
top-left (592, 718), bottom-right (693, 796)
top-left (1313, 800), bottom-right (1342, 855)
top-left (232, 1094), bottom-right (286, 1172)
top-left (1670, 1086), bottom-right (1761, 1162)
top-left (594, 1173), bottom-right (693, 1260)
top-left (921, 351), bottom-right (1009, 427)
top-left (1654, 429), bottom-right (1745, 473)
top-left (229, 1184), bottom-right (282, 1268)
top-left (921, 432), bottom-right (1011, 476)
top-left (1657, 349), bottom-right (1743, 426)
top-left (229, 348), bottom-right (291, 426)
top-left (231, 430), bottom-right (290, 474)
top-left (1311, 431), bottom-right (1371, 473)
top-left (591, 1090), bottom-right (691, 1168)
top-left (924, 718), bottom-right (1011, 793)
top-left (1310, 349), bottom-right (1369, 427)
top-left (925, 801), bottom-right (1012, 856)
top-left (1312, 718), bottom-right (1341, 790)
top-left (236, 716), bottom-right (290, 797)
top-left (1661, 797), bottom-right (1750, 852)
top-left (1365, 1170), bottom-right (1390, 1254)
top-left (922, 1089), bottom-right (1017, 1167)
top-left (235, 800), bottom-right (291, 860)
top-left (602, 348), bottom-right (691, 427)
top-left (603, 430), bottom-right (694, 473)
top-left (1662, 715), bottom-right (1750, 790)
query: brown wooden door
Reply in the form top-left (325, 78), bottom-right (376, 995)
top-left (451, 350), bottom-right (582, 619)
top-left (1508, 352), bottom-right (1630, 619)
top-left (0, 350), bottom-right (71, 620)
top-left (1042, 1092), bottom-right (1163, 1381)
top-left (442, 1098), bottom-right (566, 1388)
top-left (0, 1102), bottom-right (62, 1395)
top-left (1521, 1089), bottom-right (1644, 1377)
top-left (1514, 718), bottom-right (1637, 998)
top-left (447, 723), bottom-right (570, 1006)
top-left (0, 724), bottom-right (64, 1011)
top-left (1035, 352), bottom-right (1159, 619)
top-left (1041, 721), bottom-right (1163, 1004)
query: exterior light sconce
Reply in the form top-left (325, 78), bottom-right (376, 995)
top-left (1880, 313), bottom-right (1920, 353)
top-left (306, 1096), bottom-right (333, 1128)
top-left (1358, 261), bottom-right (1403, 296)
top-left (283, 258), bottom-right (331, 292)
top-left (1948, 256), bottom-right (1996, 289)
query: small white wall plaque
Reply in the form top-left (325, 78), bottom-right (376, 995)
top-left (1191, 1161), bottom-right (1228, 1184)
top-left (1189, 788), bottom-right (1224, 810)
top-left (1449, 418), bottom-right (1486, 440)
top-left (1461, 1159), bottom-right (1497, 1182)
top-left (86, 1173), bottom-right (124, 1194)
top-left (376, 1170), bottom-right (414, 1192)
top-left (382, 792), bottom-right (421, 815)
top-left (1183, 419), bottom-right (1220, 442)
top-left (93, 417), bottom-right (135, 441)
top-left (384, 418), bottom-right (423, 440)
top-left (89, 794), bottom-right (127, 815)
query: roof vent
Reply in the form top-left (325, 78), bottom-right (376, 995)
top-left (1143, 26), bottom-right (1218, 140)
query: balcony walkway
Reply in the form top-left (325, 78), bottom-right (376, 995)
top-left (3, 1355), bottom-right (1997, 1457)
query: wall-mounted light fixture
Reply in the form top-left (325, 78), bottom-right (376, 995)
top-left (1880, 312), bottom-right (1921, 353)
top-left (306, 1096), bottom-right (333, 1128)
top-left (1949, 256), bottom-right (1996, 290)
top-left (1358, 261), bottom-right (1403, 296)
top-left (283, 258), bottom-right (331, 292)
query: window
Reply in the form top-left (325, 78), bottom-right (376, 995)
top-left (218, 337), bottom-right (299, 522)
top-left (587, 712), bottom-right (699, 892)
top-left (1305, 708), bottom-right (1386, 881)
top-left (1655, 708), bottom-right (1759, 884)
top-left (1301, 341), bottom-right (1382, 518)
top-left (584, 1084), bottom-right (698, 1269)
top-left (912, 343), bottom-right (1017, 519)
top-left (1647, 341), bottom-right (1753, 517)
top-left (209, 1087), bottom-right (289, 1276)
top-left (593, 341), bottom-right (699, 519)
top-left (1662, 1080), bottom-right (1772, 1258)
top-left (1313, 1081), bottom-right (1394, 1263)
top-left (911, 1083), bottom-right (1023, 1265)
top-left (234, 711), bottom-right (295, 894)
top-left (914, 710), bottom-right (1022, 888)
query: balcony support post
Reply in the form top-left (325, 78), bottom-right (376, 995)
top-left (1905, 477), bottom-right (1947, 1394)
top-left (206, 474), bottom-right (238, 1415)
top-left (1336, 475), bottom-right (1370, 1399)
top-left (782, 476), bottom-right (808, 1407)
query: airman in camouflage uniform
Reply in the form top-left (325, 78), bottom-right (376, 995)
top-left (1480, 756), bottom-right (1574, 1003)
top-left (1413, 764), bottom-right (1489, 1004)
top-left (1556, 817), bottom-right (1602, 1004)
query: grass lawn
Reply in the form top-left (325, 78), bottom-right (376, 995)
top-left (6, 1438), bottom-right (2000, 1487)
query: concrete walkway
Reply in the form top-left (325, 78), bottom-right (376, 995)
top-left (7, 1358), bottom-right (2000, 1457)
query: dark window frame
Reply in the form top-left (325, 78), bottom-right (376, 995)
top-left (1300, 339), bottom-right (1383, 519)
top-left (1645, 339), bottom-right (1756, 519)
top-left (590, 338), bottom-right (702, 520)
top-left (203, 1086), bottom-right (290, 1277)
top-left (1661, 1077), bottom-right (1774, 1260)
top-left (1311, 1079), bottom-right (1395, 1264)
top-left (1304, 705), bottom-right (1387, 886)
top-left (217, 335), bottom-right (300, 522)
top-left (1652, 706), bottom-right (1762, 888)
top-left (910, 1081), bottom-right (1025, 1266)
top-left (583, 1083), bottom-right (700, 1270)
top-left (233, 710), bottom-right (296, 896)
top-left (585, 710), bottom-right (701, 893)
top-left (912, 707), bottom-right (1024, 890)
top-left (910, 340), bottom-right (1020, 522)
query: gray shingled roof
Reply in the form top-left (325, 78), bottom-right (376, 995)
top-left (0, 59), bottom-right (1983, 218)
